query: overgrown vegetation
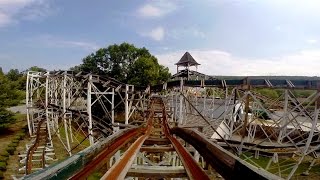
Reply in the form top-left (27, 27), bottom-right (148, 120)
top-left (0, 69), bottom-right (25, 107)
top-left (240, 152), bottom-right (320, 178)
top-left (0, 126), bottom-right (26, 178)
top-left (71, 42), bottom-right (171, 86)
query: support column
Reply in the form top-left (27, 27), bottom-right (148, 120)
top-left (45, 75), bottom-right (53, 147)
top-left (242, 90), bottom-right (250, 137)
top-left (230, 88), bottom-right (238, 139)
top-left (63, 74), bottom-right (72, 156)
top-left (203, 87), bottom-right (206, 116)
top-left (179, 78), bottom-right (184, 125)
top-left (278, 89), bottom-right (289, 143)
top-left (125, 84), bottom-right (129, 125)
top-left (194, 151), bottom-right (200, 162)
top-left (68, 78), bottom-right (73, 143)
top-left (87, 74), bottom-right (94, 146)
top-left (111, 88), bottom-right (115, 124)
top-left (26, 72), bottom-right (32, 136)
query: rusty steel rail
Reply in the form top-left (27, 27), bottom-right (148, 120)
top-left (100, 134), bottom-right (150, 179)
top-left (100, 116), bottom-right (153, 179)
top-left (160, 100), bottom-right (210, 180)
top-left (26, 119), bottom-right (48, 174)
top-left (70, 127), bottom-right (143, 179)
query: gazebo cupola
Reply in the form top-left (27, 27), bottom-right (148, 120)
top-left (175, 52), bottom-right (200, 73)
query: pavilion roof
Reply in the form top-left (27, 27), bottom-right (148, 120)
top-left (175, 52), bottom-right (200, 66)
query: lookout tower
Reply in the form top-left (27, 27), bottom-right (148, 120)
top-left (172, 52), bottom-right (206, 80)
top-left (175, 52), bottom-right (200, 73)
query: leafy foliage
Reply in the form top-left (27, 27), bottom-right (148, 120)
top-left (76, 42), bottom-right (171, 86)
top-left (0, 68), bottom-right (29, 131)
top-left (6, 69), bottom-right (22, 81)
top-left (0, 72), bottom-right (25, 107)
top-left (0, 162), bottom-right (6, 171)
top-left (0, 108), bottom-right (14, 131)
top-left (28, 66), bottom-right (46, 72)
top-left (5, 147), bottom-right (15, 155)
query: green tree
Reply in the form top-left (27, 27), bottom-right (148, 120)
top-left (0, 73), bottom-right (24, 107)
top-left (0, 107), bottom-right (14, 131)
top-left (77, 42), bottom-right (171, 86)
top-left (128, 56), bottom-right (160, 86)
top-left (6, 69), bottom-right (22, 81)
top-left (69, 65), bottom-right (82, 73)
top-left (158, 65), bottom-right (171, 83)
top-left (28, 66), bottom-right (46, 72)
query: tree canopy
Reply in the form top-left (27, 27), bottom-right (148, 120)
top-left (28, 66), bottom-right (47, 72)
top-left (0, 72), bottom-right (25, 107)
top-left (76, 42), bottom-right (171, 86)
top-left (0, 69), bottom-right (27, 130)
top-left (0, 107), bottom-right (14, 131)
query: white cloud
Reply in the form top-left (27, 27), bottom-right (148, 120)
top-left (142, 26), bottom-right (165, 41)
top-left (169, 28), bottom-right (206, 39)
top-left (56, 40), bottom-right (99, 51)
top-left (138, 4), bottom-right (162, 17)
top-left (306, 39), bottom-right (318, 44)
top-left (156, 49), bottom-right (320, 76)
top-left (0, 0), bottom-right (53, 27)
top-left (26, 35), bottom-right (99, 51)
top-left (274, 25), bottom-right (282, 31)
top-left (192, 29), bottom-right (206, 38)
top-left (137, 0), bottom-right (177, 18)
top-left (0, 11), bottom-right (11, 27)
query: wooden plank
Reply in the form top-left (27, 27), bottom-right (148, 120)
top-left (127, 165), bottom-right (187, 178)
top-left (140, 146), bottom-right (174, 152)
top-left (144, 138), bottom-right (171, 145)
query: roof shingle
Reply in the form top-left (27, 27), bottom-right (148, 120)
top-left (175, 52), bottom-right (200, 66)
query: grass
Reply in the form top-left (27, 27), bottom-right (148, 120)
top-left (240, 152), bottom-right (320, 179)
top-left (0, 113), bottom-right (91, 179)
top-left (57, 124), bottom-right (90, 151)
top-left (87, 172), bottom-right (103, 180)
top-left (0, 113), bottom-right (27, 153)
top-left (0, 113), bottom-right (28, 179)
top-left (12, 113), bottom-right (27, 122)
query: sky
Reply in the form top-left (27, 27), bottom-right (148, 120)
top-left (1, 0), bottom-right (320, 76)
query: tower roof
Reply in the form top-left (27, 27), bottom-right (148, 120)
top-left (175, 52), bottom-right (200, 66)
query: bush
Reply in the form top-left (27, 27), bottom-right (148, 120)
top-left (0, 152), bottom-right (9, 158)
top-left (16, 132), bottom-right (26, 139)
top-left (22, 125), bottom-right (28, 132)
top-left (0, 171), bottom-right (3, 179)
top-left (0, 108), bottom-right (14, 131)
top-left (12, 139), bottom-right (19, 143)
top-left (0, 156), bottom-right (8, 163)
top-left (253, 109), bottom-right (270, 120)
top-left (8, 143), bottom-right (18, 148)
top-left (0, 162), bottom-right (6, 171)
top-left (6, 147), bottom-right (15, 155)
